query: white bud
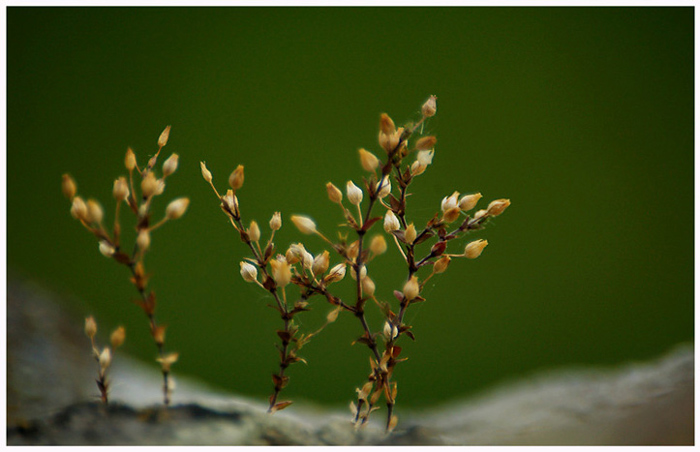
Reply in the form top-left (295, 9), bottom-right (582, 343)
top-left (98, 241), bottom-right (115, 258)
top-left (324, 263), bottom-right (347, 283)
top-left (383, 210), bottom-right (400, 233)
top-left (441, 191), bottom-right (460, 213)
top-left (162, 153), bottom-right (179, 177)
top-left (240, 261), bottom-right (258, 283)
top-left (70, 196), bottom-right (88, 221)
top-left (291, 215), bottom-right (316, 235)
top-left (350, 264), bottom-right (367, 281)
top-left (346, 181), bottom-right (363, 206)
top-left (362, 276), bottom-right (376, 297)
top-left (269, 212), bottom-right (282, 231)
top-left (165, 197), bottom-right (190, 220)
top-left (99, 347), bottom-right (112, 370)
top-left (417, 149), bottom-right (434, 167)
top-left (376, 176), bottom-right (391, 199)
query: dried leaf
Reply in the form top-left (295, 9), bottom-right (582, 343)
top-left (270, 401), bottom-right (293, 413)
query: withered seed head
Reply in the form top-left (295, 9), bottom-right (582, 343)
top-left (369, 234), bottom-right (387, 255)
top-left (248, 220), bottom-right (261, 242)
top-left (441, 191), bottom-right (460, 213)
top-left (141, 171), bottom-right (159, 198)
top-left (376, 176), bottom-right (391, 199)
top-left (433, 255), bottom-right (451, 274)
top-left (362, 276), bottom-right (376, 297)
top-left (98, 241), bottom-right (115, 258)
top-left (62, 174), bottom-right (77, 200)
top-left (312, 250), bottom-right (330, 276)
top-left (99, 347), bottom-right (112, 370)
top-left (459, 193), bottom-right (482, 211)
top-left (415, 136), bottom-right (437, 151)
top-left (379, 113), bottom-right (396, 136)
top-left (324, 263), bottom-right (346, 283)
top-left (86, 199), bottom-right (104, 224)
top-left (270, 257), bottom-right (292, 287)
top-left (137, 229), bottom-right (151, 252)
top-left (442, 206), bottom-right (462, 224)
top-left (404, 223), bottom-right (417, 244)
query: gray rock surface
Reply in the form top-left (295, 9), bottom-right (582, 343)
top-left (7, 277), bottom-right (694, 445)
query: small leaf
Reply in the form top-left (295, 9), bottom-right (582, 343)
top-left (270, 401), bottom-right (293, 413)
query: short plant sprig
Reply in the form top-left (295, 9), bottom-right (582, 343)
top-left (63, 126), bottom-right (188, 406)
top-left (84, 316), bottom-right (125, 404)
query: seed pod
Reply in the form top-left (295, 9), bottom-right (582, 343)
top-left (404, 223), bottom-right (417, 244)
top-left (70, 196), bottom-right (88, 221)
top-left (384, 211), bottom-right (400, 233)
top-left (370, 235), bottom-right (387, 255)
top-left (125, 147), bottom-right (137, 171)
top-left (312, 250), bottom-right (330, 276)
top-left (240, 261), bottom-right (258, 283)
top-left (464, 239), bottom-right (488, 259)
top-left (291, 215), bottom-right (316, 235)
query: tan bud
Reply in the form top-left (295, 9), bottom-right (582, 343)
top-left (442, 206), bottom-right (462, 224)
top-left (110, 326), bottom-right (126, 349)
top-left (403, 275), bottom-right (420, 300)
top-left (113, 177), bottom-right (130, 201)
top-left (379, 128), bottom-right (402, 154)
top-left (324, 263), bottom-right (346, 283)
top-left (358, 148), bottom-right (380, 172)
top-left (291, 215), bottom-right (317, 235)
top-left (487, 199), bottom-right (511, 217)
top-left (383, 210), bottom-right (400, 233)
top-left (312, 250), bottom-right (330, 276)
top-left (228, 164), bottom-right (245, 190)
top-left (70, 196), bottom-right (88, 221)
top-left (441, 191), bottom-right (460, 213)
top-left (379, 113), bottom-right (396, 135)
top-left (165, 197), bottom-right (190, 220)
top-left (248, 220), bottom-right (261, 242)
top-left (404, 223), bottom-right (417, 244)
top-left (125, 147), bottom-right (137, 171)
top-left (162, 153), bottom-right (179, 177)
top-left (61, 174), bottom-right (77, 199)
top-left (141, 171), bottom-right (158, 198)
top-left (301, 250), bottom-right (314, 270)
top-left (222, 190), bottom-right (239, 217)
top-left (158, 125), bottom-right (171, 148)
top-left (346, 181), bottom-right (363, 206)
top-left (270, 257), bottom-right (292, 287)
top-left (410, 161), bottom-right (427, 176)
top-left (85, 316), bottom-right (97, 339)
top-left (346, 240), bottom-right (360, 260)
top-left (433, 255), bottom-right (451, 274)
top-left (422, 95), bottom-right (437, 117)
top-left (286, 243), bottom-right (305, 265)
top-left (361, 276), bottom-right (376, 297)
top-left (200, 161), bottom-right (213, 183)
top-left (459, 193), bottom-right (482, 211)
top-left (464, 239), bottom-right (488, 259)
top-left (269, 212), bottom-right (282, 231)
top-left (376, 176), bottom-right (391, 199)
top-left (86, 199), bottom-right (104, 224)
top-left (99, 347), bottom-right (112, 370)
top-left (473, 209), bottom-right (488, 221)
top-left (326, 182), bottom-right (343, 204)
top-left (415, 136), bottom-right (437, 151)
top-left (240, 261), bottom-right (258, 283)
top-left (369, 234), bottom-right (387, 256)
top-left (137, 229), bottom-right (151, 252)
top-left (98, 241), bottom-right (115, 258)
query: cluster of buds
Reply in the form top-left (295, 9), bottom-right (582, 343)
top-left (84, 316), bottom-right (125, 404)
top-left (64, 126), bottom-right (186, 406)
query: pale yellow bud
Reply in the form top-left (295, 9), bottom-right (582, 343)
top-left (324, 263), bottom-right (346, 283)
top-left (473, 209), bottom-right (488, 220)
top-left (240, 261), bottom-right (258, 283)
top-left (369, 235), bottom-right (387, 255)
top-left (464, 239), bottom-right (488, 259)
top-left (162, 153), bottom-right (179, 177)
top-left (415, 136), bottom-right (437, 151)
top-left (98, 241), bottom-right (115, 258)
top-left (228, 164), bottom-right (244, 190)
top-left (379, 113), bottom-right (396, 136)
top-left (86, 199), bottom-right (104, 224)
top-left (433, 255), bottom-right (451, 274)
top-left (61, 174), bottom-right (77, 199)
top-left (441, 191), bottom-right (460, 213)
top-left (350, 264), bottom-right (367, 281)
top-left (442, 206), bottom-right (462, 224)
top-left (154, 179), bottom-right (166, 196)
top-left (403, 275), bottom-right (420, 300)
top-left (326, 182), bottom-right (343, 204)
top-left (379, 129), bottom-right (402, 154)
top-left (487, 199), bottom-right (511, 217)
top-left (362, 276), bottom-right (376, 297)
top-left (301, 250), bottom-right (314, 270)
top-left (70, 196), bottom-right (88, 221)
top-left (286, 243), bottom-right (305, 265)
top-left (422, 95), bottom-right (437, 118)
top-left (269, 212), bottom-right (282, 231)
top-left (113, 177), bottom-right (130, 201)
top-left (248, 220), bottom-right (261, 242)
top-left (459, 193), bottom-right (482, 211)
top-left (404, 223), bottom-right (417, 244)
top-left (200, 161), bottom-right (213, 183)
top-left (410, 161), bottom-right (427, 176)
top-left (99, 347), bottom-right (112, 370)
top-left (383, 321), bottom-right (398, 341)
top-left (222, 190), bottom-right (239, 217)
top-left (141, 171), bottom-right (158, 198)
top-left (376, 176), bottom-right (391, 199)
top-left (270, 257), bottom-right (292, 287)
top-left (165, 197), bottom-right (190, 220)
top-left (85, 316), bottom-right (97, 339)
top-left (346, 181), bottom-right (363, 206)
top-left (291, 215), bottom-right (317, 235)
top-left (346, 240), bottom-right (360, 260)
top-left (384, 211), bottom-right (400, 233)
top-left (358, 148), bottom-right (380, 172)
top-left (417, 149), bottom-right (434, 167)
top-left (158, 125), bottom-right (171, 148)
top-left (125, 147), bottom-right (137, 171)
top-left (137, 229), bottom-right (151, 252)
top-left (110, 326), bottom-right (126, 349)
top-left (312, 250), bottom-right (330, 276)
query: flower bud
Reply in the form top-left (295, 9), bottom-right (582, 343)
top-left (222, 190), bottom-right (239, 217)
top-left (200, 161), bottom-right (213, 183)
top-left (228, 164), bottom-right (244, 190)
top-left (98, 241), bottom-right (115, 257)
top-left (291, 215), bottom-right (317, 234)
top-left (286, 243), bottom-right (305, 265)
top-left (158, 125), bottom-right (171, 148)
top-left (113, 177), bottom-right (130, 201)
top-left (422, 95), bottom-right (437, 117)
top-left (86, 199), bottom-right (104, 224)
top-left (415, 136), bottom-right (437, 151)
top-left (62, 174), bottom-right (77, 199)
top-left (383, 211), bottom-right (400, 233)
top-left (240, 261), bottom-right (258, 283)
top-left (416, 149), bottom-right (434, 167)
top-left (410, 161), bottom-right (426, 176)
top-left (464, 239), bottom-right (488, 259)
top-left (99, 347), bottom-right (112, 370)
top-left (141, 171), bottom-right (158, 198)
top-left (433, 255), bottom-right (451, 274)
top-left (70, 196), bottom-right (88, 221)
top-left (473, 209), bottom-right (488, 221)
top-left (312, 250), bottom-right (330, 276)
top-left (404, 223), bottom-right (417, 244)
top-left (346, 181), bottom-right (363, 206)
top-left (137, 229), bottom-right (151, 252)
top-left (162, 153), bottom-right (179, 177)
top-left (359, 148), bottom-right (380, 172)
top-left (125, 147), bottom-right (137, 171)
top-left (326, 182), bottom-right (343, 204)
top-left (383, 321), bottom-right (399, 341)
top-left (270, 257), bottom-right (292, 287)
top-left (346, 240), bottom-right (359, 260)
top-left (324, 263), bottom-right (346, 283)
top-left (379, 113), bottom-right (396, 136)
top-left (350, 264), bottom-right (367, 281)
top-left (154, 179), bottom-right (166, 196)
top-left (403, 275), bottom-right (420, 300)
top-left (442, 206), bottom-right (462, 223)
top-left (269, 212), bottom-right (282, 231)
top-left (362, 276), bottom-right (376, 297)
top-left (487, 199), bottom-right (511, 217)
top-left (369, 235), bottom-right (387, 255)
top-left (166, 197), bottom-right (190, 220)
top-left (376, 176), bottom-right (391, 199)
top-left (441, 191), bottom-right (460, 213)
top-left (459, 193), bottom-right (482, 211)
top-left (248, 220), bottom-right (261, 242)
top-left (110, 326), bottom-right (126, 349)
top-left (301, 250), bottom-right (314, 270)
top-left (85, 316), bottom-right (97, 339)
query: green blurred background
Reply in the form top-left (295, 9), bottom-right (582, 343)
top-left (8, 7), bottom-right (693, 409)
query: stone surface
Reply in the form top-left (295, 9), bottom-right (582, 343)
top-left (7, 277), bottom-right (694, 445)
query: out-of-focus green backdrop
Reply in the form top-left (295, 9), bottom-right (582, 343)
top-left (8, 7), bottom-right (693, 409)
